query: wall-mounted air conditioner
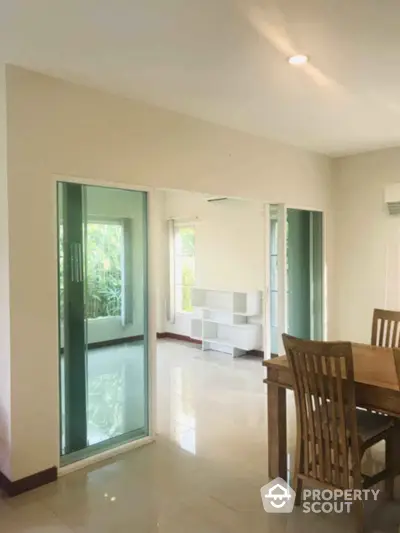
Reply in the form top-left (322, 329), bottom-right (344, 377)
top-left (384, 184), bottom-right (400, 215)
top-left (205, 196), bottom-right (228, 203)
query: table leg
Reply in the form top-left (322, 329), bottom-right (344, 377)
top-left (267, 368), bottom-right (287, 481)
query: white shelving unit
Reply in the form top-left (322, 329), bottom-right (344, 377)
top-left (190, 288), bottom-right (262, 357)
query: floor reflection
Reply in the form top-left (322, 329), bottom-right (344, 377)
top-left (60, 341), bottom-right (146, 453)
top-left (171, 367), bottom-right (197, 454)
top-left (86, 342), bottom-right (146, 445)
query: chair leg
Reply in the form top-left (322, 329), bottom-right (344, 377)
top-left (352, 462), bottom-right (364, 533)
top-left (385, 433), bottom-right (396, 499)
top-left (293, 440), bottom-right (303, 506)
top-left (293, 476), bottom-right (303, 506)
top-left (352, 500), bottom-right (364, 533)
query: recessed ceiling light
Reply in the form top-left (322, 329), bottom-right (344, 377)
top-left (288, 54), bottom-right (309, 66)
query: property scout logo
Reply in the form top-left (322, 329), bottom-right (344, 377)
top-left (260, 478), bottom-right (379, 514)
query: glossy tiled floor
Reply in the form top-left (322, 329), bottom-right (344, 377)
top-left (1, 340), bottom-right (399, 532)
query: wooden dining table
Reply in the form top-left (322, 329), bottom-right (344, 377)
top-left (263, 342), bottom-right (400, 482)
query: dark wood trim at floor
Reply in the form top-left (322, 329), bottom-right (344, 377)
top-left (0, 466), bottom-right (57, 497)
top-left (157, 333), bottom-right (270, 357)
top-left (62, 333), bottom-right (270, 356)
top-left (157, 332), bottom-right (202, 344)
top-left (88, 335), bottom-right (144, 350)
top-left (60, 335), bottom-right (145, 354)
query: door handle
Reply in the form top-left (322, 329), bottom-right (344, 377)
top-left (70, 243), bottom-right (75, 282)
top-left (77, 242), bottom-right (83, 282)
top-left (70, 243), bottom-right (83, 282)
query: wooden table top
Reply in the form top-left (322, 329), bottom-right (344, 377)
top-left (263, 342), bottom-right (400, 391)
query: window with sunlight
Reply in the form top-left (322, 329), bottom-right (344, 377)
top-left (174, 225), bottom-right (195, 313)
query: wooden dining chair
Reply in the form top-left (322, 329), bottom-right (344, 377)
top-left (282, 334), bottom-right (396, 533)
top-left (371, 308), bottom-right (400, 348)
top-left (370, 308), bottom-right (400, 415)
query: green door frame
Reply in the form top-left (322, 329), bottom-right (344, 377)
top-left (61, 183), bottom-right (87, 453)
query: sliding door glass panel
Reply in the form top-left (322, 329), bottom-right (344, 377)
top-left (58, 183), bottom-right (149, 464)
top-left (58, 183), bottom-right (87, 455)
top-left (310, 211), bottom-right (323, 340)
top-left (286, 208), bottom-right (323, 341)
top-left (287, 209), bottom-right (311, 339)
top-left (85, 186), bottom-right (148, 447)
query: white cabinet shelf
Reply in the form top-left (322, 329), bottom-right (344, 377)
top-left (203, 319), bottom-right (254, 328)
top-left (203, 337), bottom-right (234, 346)
top-left (190, 288), bottom-right (262, 357)
top-left (192, 288), bottom-right (261, 316)
top-left (190, 318), bottom-right (202, 340)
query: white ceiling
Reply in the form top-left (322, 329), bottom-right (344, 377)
top-left (1, 0), bottom-right (400, 156)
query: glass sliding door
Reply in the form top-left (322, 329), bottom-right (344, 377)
top-left (58, 182), bottom-right (149, 464)
top-left (286, 208), bottom-right (323, 341)
top-left (287, 208), bottom-right (311, 339)
top-left (267, 205), bottom-right (324, 358)
top-left (310, 211), bottom-right (323, 340)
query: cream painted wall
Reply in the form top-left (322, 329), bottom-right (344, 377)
top-left (0, 66), bottom-right (11, 479)
top-left (333, 148), bottom-right (400, 342)
top-left (153, 190), bottom-right (167, 334)
top-left (163, 191), bottom-right (265, 338)
top-left (4, 64), bottom-right (332, 480)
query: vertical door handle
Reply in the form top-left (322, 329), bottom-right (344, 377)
top-left (77, 243), bottom-right (83, 282)
top-left (74, 243), bottom-right (80, 282)
top-left (70, 243), bottom-right (82, 282)
top-left (70, 243), bottom-right (75, 282)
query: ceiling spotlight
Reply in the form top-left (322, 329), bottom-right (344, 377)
top-left (288, 54), bottom-right (309, 66)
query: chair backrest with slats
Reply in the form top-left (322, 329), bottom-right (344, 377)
top-left (371, 308), bottom-right (400, 348)
top-left (282, 334), bottom-right (360, 489)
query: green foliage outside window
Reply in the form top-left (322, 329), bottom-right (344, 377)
top-left (59, 222), bottom-right (123, 320)
top-left (86, 223), bottom-right (123, 318)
